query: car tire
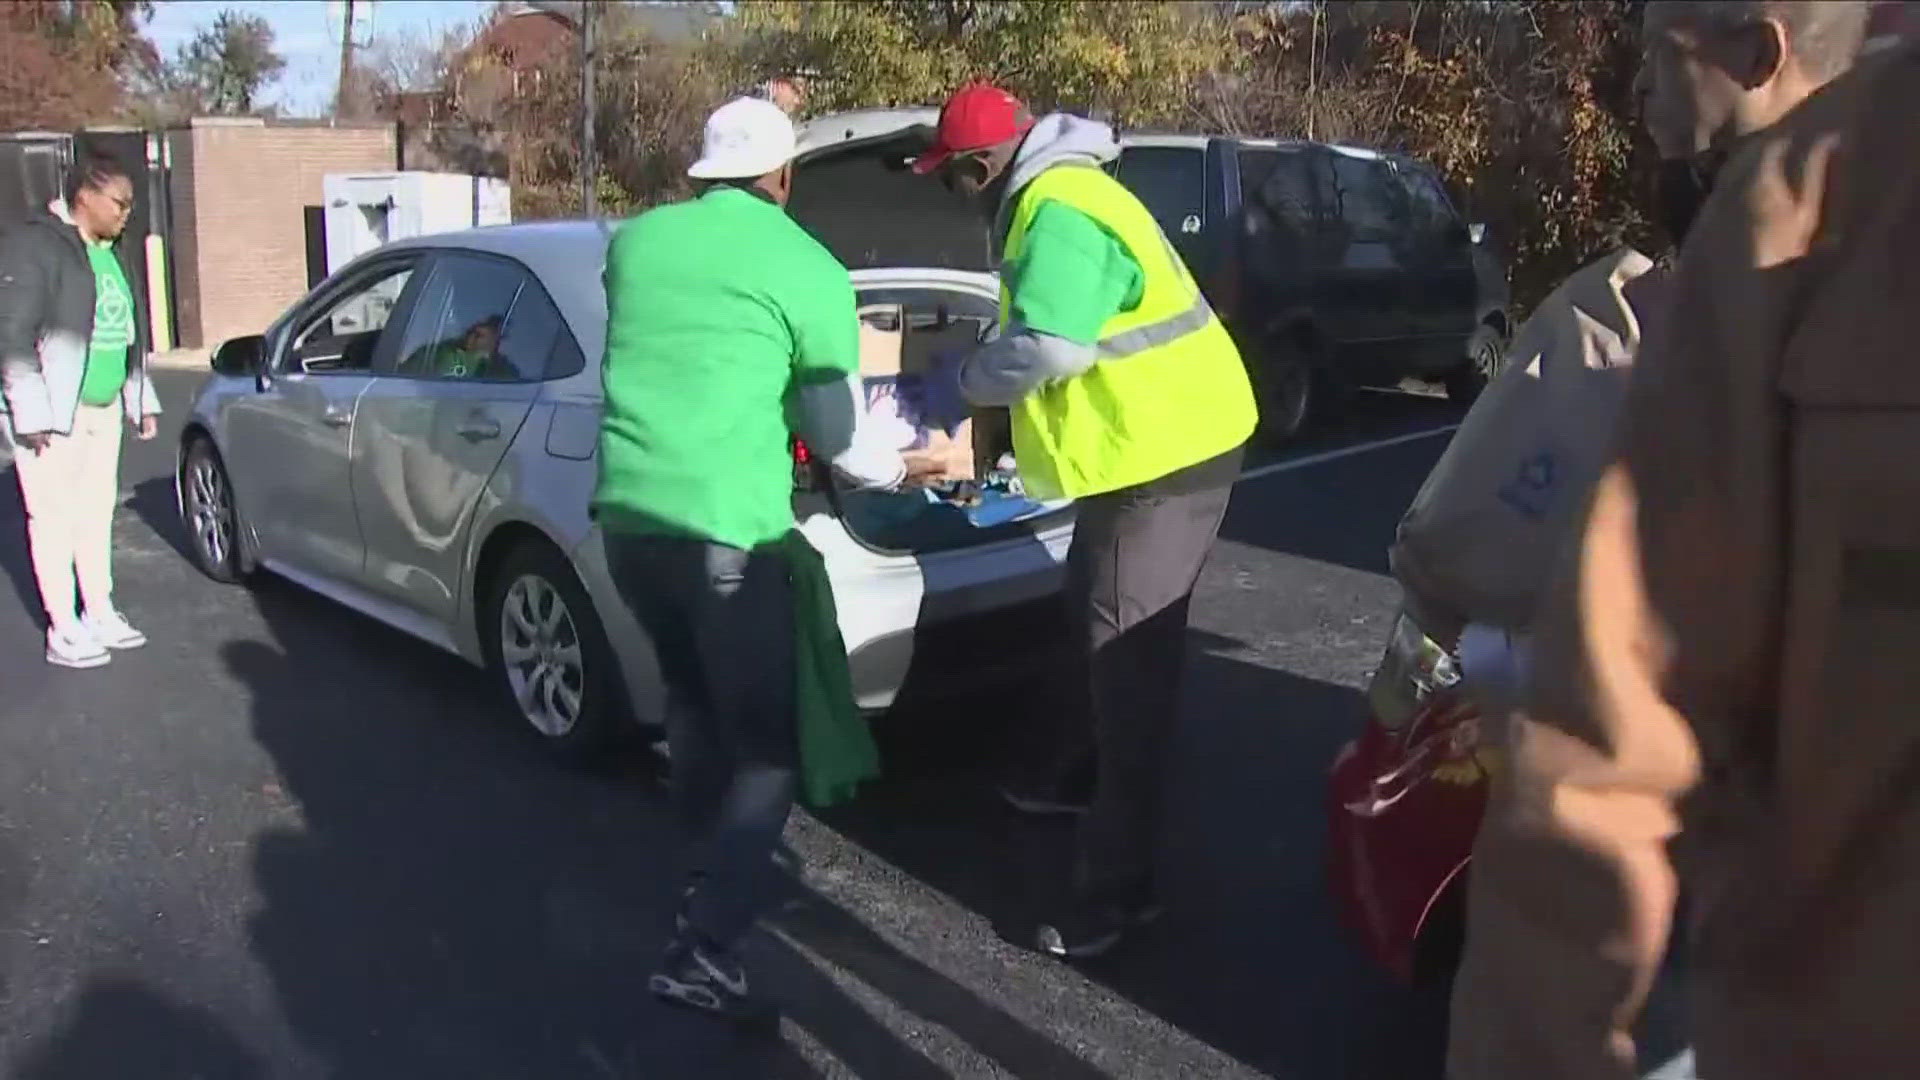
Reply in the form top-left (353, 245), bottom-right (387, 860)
top-left (482, 540), bottom-right (623, 763)
top-left (181, 437), bottom-right (250, 584)
top-left (1443, 326), bottom-right (1507, 406)
top-left (1250, 345), bottom-right (1316, 444)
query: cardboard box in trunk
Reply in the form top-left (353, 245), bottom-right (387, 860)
top-left (1390, 247), bottom-right (1663, 642)
top-left (858, 303), bottom-right (980, 481)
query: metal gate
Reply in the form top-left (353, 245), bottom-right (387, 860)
top-left (0, 130), bottom-right (178, 351)
top-left (0, 133), bottom-right (71, 228)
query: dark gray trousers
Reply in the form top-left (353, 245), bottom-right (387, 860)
top-left (605, 534), bottom-right (798, 952)
top-left (1049, 466), bottom-right (1237, 904)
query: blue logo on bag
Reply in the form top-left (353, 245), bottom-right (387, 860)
top-left (1497, 450), bottom-right (1556, 519)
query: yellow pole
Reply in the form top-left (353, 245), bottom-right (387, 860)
top-left (145, 233), bottom-right (172, 351)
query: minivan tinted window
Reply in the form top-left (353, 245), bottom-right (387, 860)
top-left (1115, 146), bottom-right (1206, 239)
top-left (1257, 149), bottom-right (1320, 233)
top-left (1328, 153), bottom-right (1407, 242)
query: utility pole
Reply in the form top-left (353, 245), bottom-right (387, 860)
top-left (580, 0), bottom-right (598, 217)
top-left (335, 0), bottom-right (357, 120)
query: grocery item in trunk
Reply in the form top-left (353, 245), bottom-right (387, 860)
top-left (1390, 247), bottom-right (1661, 642)
top-left (862, 373), bottom-right (975, 481)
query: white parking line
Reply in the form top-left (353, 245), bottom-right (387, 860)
top-left (1238, 424), bottom-right (1460, 483)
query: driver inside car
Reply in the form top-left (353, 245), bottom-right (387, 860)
top-left (403, 315), bottom-right (505, 380)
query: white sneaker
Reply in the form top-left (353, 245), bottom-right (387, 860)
top-left (83, 608), bottom-right (147, 650)
top-left (46, 624), bottom-right (110, 669)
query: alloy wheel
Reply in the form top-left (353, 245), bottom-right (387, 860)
top-left (188, 453), bottom-right (234, 570)
top-left (499, 574), bottom-right (586, 739)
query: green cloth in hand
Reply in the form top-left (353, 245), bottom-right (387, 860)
top-left (785, 530), bottom-right (880, 807)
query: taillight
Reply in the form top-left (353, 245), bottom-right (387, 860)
top-left (1366, 611), bottom-right (1461, 731)
top-left (792, 437), bottom-right (819, 493)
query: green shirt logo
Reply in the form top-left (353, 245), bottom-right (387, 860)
top-left (80, 242), bottom-right (134, 407)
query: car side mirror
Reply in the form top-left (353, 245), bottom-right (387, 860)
top-left (210, 335), bottom-right (264, 377)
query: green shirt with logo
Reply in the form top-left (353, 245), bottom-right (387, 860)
top-left (594, 187), bottom-right (860, 550)
top-left (78, 241), bottom-right (134, 407)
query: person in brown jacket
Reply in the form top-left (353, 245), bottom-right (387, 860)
top-left (1445, 6), bottom-right (1920, 1080)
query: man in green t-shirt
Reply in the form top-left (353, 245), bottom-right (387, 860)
top-left (594, 95), bottom-right (922, 1022)
top-left (401, 316), bottom-right (504, 380)
top-left (0, 153), bottom-right (161, 669)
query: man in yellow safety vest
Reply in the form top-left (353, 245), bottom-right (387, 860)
top-left (916, 83), bottom-right (1258, 959)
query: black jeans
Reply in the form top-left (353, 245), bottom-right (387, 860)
top-left (1034, 454), bottom-right (1239, 905)
top-left (605, 534), bottom-right (798, 952)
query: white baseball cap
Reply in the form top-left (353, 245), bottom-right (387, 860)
top-left (687, 96), bottom-right (798, 180)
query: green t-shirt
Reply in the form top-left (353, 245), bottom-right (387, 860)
top-left (1003, 198), bottom-right (1146, 344)
top-left (79, 241), bottom-right (135, 406)
top-left (405, 340), bottom-right (494, 380)
top-left (594, 187), bottom-right (859, 549)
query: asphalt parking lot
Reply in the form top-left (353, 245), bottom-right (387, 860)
top-left (0, 368), bottom-right (1464, 1079)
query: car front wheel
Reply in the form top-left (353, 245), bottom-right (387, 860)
top-left (483, 541), bottom-right (622, 761)
top-left (182, 437), bottom-right (248, 584)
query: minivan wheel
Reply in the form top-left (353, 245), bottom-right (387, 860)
top-left (1251, 352), bottom-right (1315, 443)
top-left (182, 437), bottom-right (247, 584)
top-left (483, 542), bottom-right (621, 761)
top-left (1443, 327), bottom-right (1507, 405)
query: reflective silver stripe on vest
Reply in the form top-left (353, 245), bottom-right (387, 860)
top-left (1094, 229), bottom-right (1214, 360)
top-left (1095, 293), bottom-right (1215, 359)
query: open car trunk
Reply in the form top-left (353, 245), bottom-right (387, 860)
top-left (788, 117), bottom-right (1073, 555)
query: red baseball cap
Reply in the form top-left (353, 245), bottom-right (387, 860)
top-left (911, 83), bottom-right (1032, 175)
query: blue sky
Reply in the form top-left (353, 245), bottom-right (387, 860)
top-left (143, 1), bottom-right (494, 116)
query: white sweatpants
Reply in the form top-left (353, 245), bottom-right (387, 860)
top-left (9, 403), bottom-right (123, 628)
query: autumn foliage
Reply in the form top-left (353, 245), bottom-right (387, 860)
top-left (7, 0), bottom-right (1658, 311)
top-left (0, 1), bottom-right (153, 132)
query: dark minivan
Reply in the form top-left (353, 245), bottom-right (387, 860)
top-left (1113, 135), bottom-right (1511, 438)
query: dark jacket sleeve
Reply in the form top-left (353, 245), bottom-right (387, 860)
top-left (0, 225), bottom-right (54, 433)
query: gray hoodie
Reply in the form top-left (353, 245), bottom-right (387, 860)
top-left (0, 200), bottom-right (160, 437)
top-left (957, 113), bottom-right (1125, 408)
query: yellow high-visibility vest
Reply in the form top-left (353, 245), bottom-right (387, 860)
top-left (999, 164), bottom-right (1257, 500)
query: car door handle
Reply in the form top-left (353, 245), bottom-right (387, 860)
top-left (320, 408), bottom-right (352, 428)
top-left (457, 417), bottom-right (502, 442)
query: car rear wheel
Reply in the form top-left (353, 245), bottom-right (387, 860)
top-left (182, 437), bottom-right (248, 584)
top-left (1443, 326), bottom-right (1507, 405)
top-left (1250, 345), bottom-right (1316, 443)
top-left (483, 541), bottom-right (622, 761)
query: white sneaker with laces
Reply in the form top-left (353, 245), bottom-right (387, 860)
top-left (47, 624), bottom-right (111, 669)
top-left (83, 608), bottom-right (147, 650)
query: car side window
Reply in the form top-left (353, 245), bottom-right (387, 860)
top-left (1256, 149), bottom-right (1321, 234)
top-left (287, 263), bottom-right (416, 373)
top-left (385, 253), bottom-right (561, 383)
top-left (1327, 153), bottom-right (1408, 243)
top-left (1400, 166), bottom-right (1458, 240)
top-left (1115, 146), bottom-right (1207, 239)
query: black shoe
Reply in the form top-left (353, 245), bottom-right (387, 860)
top-left (648, 937), bottom-right (777, 1023)
top-left (1034, 895), bottom-right (1164, 959)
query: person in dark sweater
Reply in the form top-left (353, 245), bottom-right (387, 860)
top-left (0, 152), bottom-right (161, 668)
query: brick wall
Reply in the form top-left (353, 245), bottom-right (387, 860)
top-left (168, 118), bottom-right (396, 349)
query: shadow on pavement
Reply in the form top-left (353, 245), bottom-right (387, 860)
top-left (127, 477), bottom-right (194, 565)
top-left (11, 976), bottom-right (266, 1080)
top-left (225, 572), bottom-right (1088, 1078)
top-left (0, 468), bottom-right (43, 628)
top-left (824, 631), bottom-right (1427, 1079)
